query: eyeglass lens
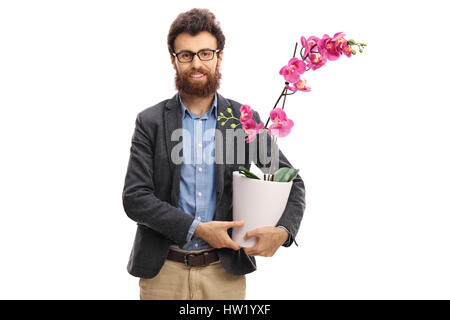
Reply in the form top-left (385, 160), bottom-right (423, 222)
top-left (178, 50), bottom-right (215, 62)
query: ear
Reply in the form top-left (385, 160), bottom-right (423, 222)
top-left (170, 55), bottom-right (178, 71)
top-left (217, 50), bottom-right (224, 68)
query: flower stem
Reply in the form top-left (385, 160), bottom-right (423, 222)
top-left (262, 129), bottom-right (268, 180)
top-left (281, 88), bottom-right (287, 110)
top-left (267, 135), bottom-right (278, 180)
top-left (263, 42), bottom-right (298, 129)
top-left (293, 42), bottom-right (298, 58)
top-left (264, 86), bottom-right (287, 129)
top-left (261, 42), bottom-right (298, 180)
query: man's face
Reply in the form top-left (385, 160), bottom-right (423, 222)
top-left (171, 31), bottom-right (223, 97)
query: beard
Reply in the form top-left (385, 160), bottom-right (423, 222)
top-left (175, 66), bottom-right (222, 97)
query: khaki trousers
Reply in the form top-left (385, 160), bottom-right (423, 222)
top-left (139, 248), bottom-right (246, 300)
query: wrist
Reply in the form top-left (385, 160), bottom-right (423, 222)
top-left (194, 222), bottom-right (204, 238)
top-left (277, 227), bottom-right (289, 244)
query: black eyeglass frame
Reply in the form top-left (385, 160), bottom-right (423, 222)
top-left (172, 49), bottom-right (221, 63)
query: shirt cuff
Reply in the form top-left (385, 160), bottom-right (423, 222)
top-left (186, 219), bottom-right (201, 243)
top-left (276, 225), bottom-right (292, 247)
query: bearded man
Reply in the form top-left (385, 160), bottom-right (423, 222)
top-left (122, 8), bottom-right (306, 300)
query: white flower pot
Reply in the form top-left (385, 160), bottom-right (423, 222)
top-left (231, 170), bottom-right (293, 248)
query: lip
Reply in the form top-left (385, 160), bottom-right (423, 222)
top-left (190, 73), bottom-right (205, 80)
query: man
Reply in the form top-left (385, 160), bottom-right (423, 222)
top-left (122, 8), bottom-right (305, 300)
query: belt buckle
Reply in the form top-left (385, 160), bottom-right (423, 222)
top-left (184, 253), bottom-right (196, 267)
top-left (184, 252), bottom-right (208, 267)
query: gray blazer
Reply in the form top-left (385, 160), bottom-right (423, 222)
top-left (122, 92), bottom-right (306, 278)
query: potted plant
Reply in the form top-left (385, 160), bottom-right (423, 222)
top-left (228, 32), bottom-right (367, 247)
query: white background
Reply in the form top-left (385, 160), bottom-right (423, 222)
top-left (1, 0), bottom-right (449, 299)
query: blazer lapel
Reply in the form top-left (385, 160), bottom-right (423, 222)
top-left (164, 93), bottom-right (183, 207)
top-left (215, 93), bottom-right (232, 216)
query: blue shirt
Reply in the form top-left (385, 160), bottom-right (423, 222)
top-left (170, 93), bottom-right (218, 251)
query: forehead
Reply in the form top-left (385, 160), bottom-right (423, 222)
top-left (173, 31), bottom-right (217, 52)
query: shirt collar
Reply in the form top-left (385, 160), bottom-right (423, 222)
top-left (179, 93), bottom-right (218, 120)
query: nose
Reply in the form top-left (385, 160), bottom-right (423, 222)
top-left (191, 54), bottom-right (203, 68)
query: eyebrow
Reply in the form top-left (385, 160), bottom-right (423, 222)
top-left (177, 48), bottom-right (215, 53)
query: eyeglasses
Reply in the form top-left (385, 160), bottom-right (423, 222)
top-left (172, 49), bottom-right (221, 63)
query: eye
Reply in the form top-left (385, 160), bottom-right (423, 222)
top-left (200, 51), bottom-right (212, 58)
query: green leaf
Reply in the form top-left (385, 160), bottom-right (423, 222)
top-left (238, 166), bottom-right (260, 180)
top-left (226, 107), bottom-right (232, 114)
top-left (272, 167), bottom-right (299, 182)
top-left (230, 123), bottom-right (236, 129)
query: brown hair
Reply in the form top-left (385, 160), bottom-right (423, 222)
top-left (167, 8), bottom-right (225, 55)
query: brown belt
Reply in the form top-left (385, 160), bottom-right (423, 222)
top-left (167, 249), bottom-right (220, 267)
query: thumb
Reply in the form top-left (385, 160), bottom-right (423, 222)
top-left (244, 229), bottom-right (258, 240)
top-left (227, 220), bottom-right (245, 229)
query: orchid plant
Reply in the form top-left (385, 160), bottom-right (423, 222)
top-left (217, 32), bottom-right (367, 182)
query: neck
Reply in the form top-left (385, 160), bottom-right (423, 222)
top-left (180, 92), bottom-right (215, 117)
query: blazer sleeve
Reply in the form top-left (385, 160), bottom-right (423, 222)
top-left (122, 113), bottom-right (195, 248)
top-left (252, 110), bottom-right (306, 247)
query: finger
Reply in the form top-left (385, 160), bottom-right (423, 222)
top-left (225, 238), bottom-right (241, 251)
top-left (245, 250), bottom-right (258, 256)
top-left (226, 220), bottom-right (245, 229)
top-left (244, 231), bottom-right (255, 240)
top-left (244, 245), bottom-right (258, 256)
top-left (244, 229), bottom-right (261, 240)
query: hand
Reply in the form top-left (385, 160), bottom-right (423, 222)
top-left (194, 220), bottom-right (244, 251)
top-left (243, 226), bottom-right (289, 257)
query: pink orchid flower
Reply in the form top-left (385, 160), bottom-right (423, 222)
top-left (300, 36), bottom-right (328, 70)
top-left (242, 119), bottom-right (264, 143)
top-left (343, 44), bottom-right (353, 57)
top-left (285, 78), bottom-right (311, 92)
top-left (307, 51), bottom-right (328, 70)
top-left (300, 36), bottom-right (321, 57)
top-left (240, 104), bottom-right (253, 123)
top-left (279, 57), bottom-right (306, 83)
top-left (318, 32), bottom-right (348, 61)
top-left (268, 108), bottom-right (294, 138)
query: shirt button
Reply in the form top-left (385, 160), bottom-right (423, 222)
top-left (198, 143), bottom-right (202, 148)
top-left (198, 167), bottom-right (202, 172)
top-left (198, 192), bottom-right (202, 197)
top-left (194, 243), bottom-right (199, 248)
top-left (197, 217), bottom-right (201, 221)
